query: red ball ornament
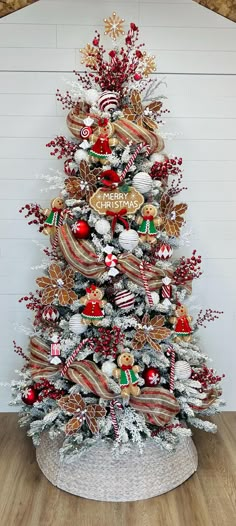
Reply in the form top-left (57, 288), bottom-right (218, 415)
top-left (71, 220), bottom-right (91, 239)
top-left (143, 367), bottom-right (161, 387)
top-left (21, 386), bottom-right (38, 405)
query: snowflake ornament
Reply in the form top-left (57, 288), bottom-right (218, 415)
top-left (142, 53), bottom-right (156, 77)
top-left (104, 12), bottom-right (125, 41)
top-left (80, 44), bottom-right (98, 66)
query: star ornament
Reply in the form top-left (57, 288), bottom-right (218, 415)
top-left (104, 12), bottom-right (125, 40)
top-left (58, 393), bottom-right (106, 435)
top-left (132, 313), bottom-right (171, 352)
top-left (36, 264), bottom-right (77, 306)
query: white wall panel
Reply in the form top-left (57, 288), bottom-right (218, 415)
top-left (0, 0), bottom-right (235, 411)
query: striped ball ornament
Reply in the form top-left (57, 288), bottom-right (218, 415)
top-left (69, 314), bottom-right (87, 335)
top-left (114, 289), bottom-right (135, 310)
top-left (118, 229), bottom-right (139, 251)
top-left (98, 91), bottom-right (119, 112)
top-left (175, 360), bottom-right (192, 380)
top-left (132, 172), bottom-right (153, 194)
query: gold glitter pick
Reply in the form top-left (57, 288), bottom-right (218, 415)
top-left (80, 44), bottom-right (98, 66)
top-left (104, 12), bottom-right (125, 41)
top-left (142, 53), bottom-right (156, 77)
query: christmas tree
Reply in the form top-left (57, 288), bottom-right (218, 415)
top-left (12, 14), bottom-right (224, 494)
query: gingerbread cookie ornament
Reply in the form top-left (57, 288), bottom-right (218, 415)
top-left (137, 204), bottom-right (162, 244)
top-left (42, 197), bottom-right (64, 237)
top-left (170, 304), bottom-right (193, 343)
top-left (113, 352), bottom-right (141, 398)
top-left (80, 284), bottom-right (106, 326)
top-left (89, 118), bottom-right (118, 164)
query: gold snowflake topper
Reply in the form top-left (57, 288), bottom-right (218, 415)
top-left (104, 12), bottom-right (125, 41)
top-left (80, 43), bottom-right (98, 66)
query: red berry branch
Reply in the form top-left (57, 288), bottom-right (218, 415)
top-left (46, 136), bottom-right (78, 160)
top-left (19, 290), bottom-right (44, 326)
top-left (34, 379), bottom-right (66, 401)
top-left (13, 341), bottom-right (30, 362)
top-left (173, 250), bottom-right (202, 286)
top-left (196, 308), bottom-right (223, 328)
top-left (191, 365), bottom-right (225, 390)
top-left (19, 203), bottom-right (46, 232)
top-left (93, 327), bottom-right (124, 358)
top-left (56, 89), bottom-right (75, 110)
top-left (150, 157), bottom-right (183, 181)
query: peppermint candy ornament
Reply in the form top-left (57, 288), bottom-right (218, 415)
top-left (105, 253), bottom-right (118, 268)
top-left (98, 91), bottom-right (119, 112)
top-left (114, 289), bottom-right (135, 310)
top-left (80, 126), bottom-right (93, 140)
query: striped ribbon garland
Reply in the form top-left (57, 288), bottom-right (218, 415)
top-left (61, 338), bottom-right (95, 376)
top-left (52, 208), bottom-right (73, 251)
top-left (120, 142), bottom-right (145, 181)
top-left (110, 399), bottom-right (123, 440)
top-left (139, 262), bottom-right (154, 306)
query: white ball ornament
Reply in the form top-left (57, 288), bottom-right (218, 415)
top-left (69, 314), bottom-right (87, 335)
top-left (74, 149), bottom-right (89, 164)
top-left (102, 361), bottom-right (116, 377)
top-left (95, 219), bottom-right (111, 235)
top-left (84, 88), bottom-right (100, 106)
top-left (175, 360), bottom-right (192, 380)
top-left (132, 172), bottom-right (153, 194)
top-left (150, 153), bottom-right (167, 164)
top-left (118, 229), bottom-right (139, 251)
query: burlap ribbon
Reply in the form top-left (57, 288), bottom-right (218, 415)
top-left (29, 336), bottom-right (180, 425)
top-left (58, 224), bottom-right (171, 290)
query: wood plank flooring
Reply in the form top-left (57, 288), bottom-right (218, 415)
top-left (0, 413), bottom-right (235, 526)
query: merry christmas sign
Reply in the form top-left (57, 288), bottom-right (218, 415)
top-left (89, 188), bottom-right (144, 215)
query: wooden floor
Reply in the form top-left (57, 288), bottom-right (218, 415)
top-left (0, 413), bottom-right (236, 526)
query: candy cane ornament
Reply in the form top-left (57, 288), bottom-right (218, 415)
top-left (61, 338), bottom-right (95, 376)
top-left (110, 399), bottom-right (123, 440)
top-left (139, 262), bottom-right (154, 306)
top-left (120, 142), bottom-right (147, 182)
top-left (51, 208), bottom-right (73, 251)
top-left (167, 346), bottom-right (176, 393)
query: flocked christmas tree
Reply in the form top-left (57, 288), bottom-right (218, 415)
top-left (12, 14), bottom-right (225, 458)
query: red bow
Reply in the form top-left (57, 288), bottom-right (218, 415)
top-left (121, 364), bottom-right (132, 371)
top-left (52, 207), bottom-right (62, 213)
top-left (143, 215), bottom-right (154, 220)
top-left (106, 209), bottom-right (129, 233)
top-left (98, 117), bottom-right (109, 127)
top-left (86, 284), bottom-right (97, 293)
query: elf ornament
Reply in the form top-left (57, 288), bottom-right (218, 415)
top-left (113, 352), bottom-right (141, 398)
top-left (42, 197), bottom-right (64, 237)
top-left (137, 204), bottom-right (162, 244)
top-left (170, 304), bottom-right (193, 343)
top-left (80, 285), bottom-right (106, 326)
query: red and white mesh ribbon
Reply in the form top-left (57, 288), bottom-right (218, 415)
top-left (110, 399), bottom-right (123, 440)
top-left (139, 261), bottom-right (154, 306)
top-left (61, 338), bottom-right (95, 376)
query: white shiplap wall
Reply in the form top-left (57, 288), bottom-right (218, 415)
top-left (0, 0), bottom-right (236, 411)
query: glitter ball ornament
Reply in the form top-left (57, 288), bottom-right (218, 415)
top-left (105, 253), bottom-right (118, 268)
top-left (74, 149), bottom-right (89, 164)
top-left (71, 220), bottom-right (91, 239)
top-left (143, 367), bottom-right (161, 387)
top-left (95, 219), bottom-right (111, 235)
top-left (156, 243), bottom-right (173, 260)
top-left (80, 126), bottom-right (93, 140)
top-left (84, 88), bottom-right (100, 106)
top-left (114, 289), bottom-right (135, 310)
top-left (118, 229), bottom-right (139, 251)
top-left (175, 360), bottom-right (192, 380)
top-left (98, 91), bottom-right (119, 112)
top-left (132, 172), bottom-right (153, 194)
top-left (42, 306), bottom-right (60, 323)
top-left (69, 314), bottom-right (87, 335)
top-left (21, 386), bottom-right (38, 406)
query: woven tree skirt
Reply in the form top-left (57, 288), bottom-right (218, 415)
top-left (36, 433), bottom-right (198, 501)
